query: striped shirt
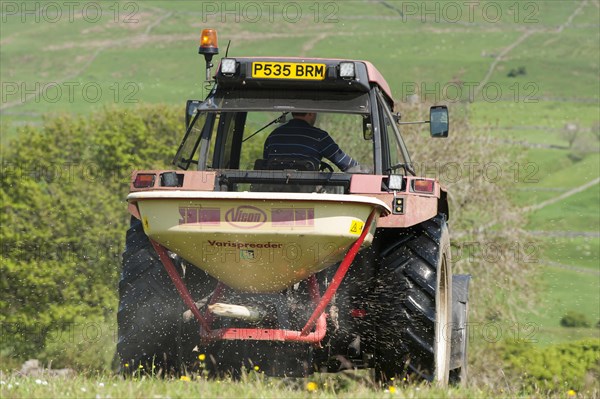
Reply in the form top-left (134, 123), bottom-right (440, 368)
top-left (263, 119), bottom-right (358, 171)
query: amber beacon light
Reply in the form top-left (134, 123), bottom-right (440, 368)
top-left (199, 29), bottom-right (219, 81)
top-left (199, 29), bottom-right (218, 55)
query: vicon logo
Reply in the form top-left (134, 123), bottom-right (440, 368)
top-left (225, 206), bottom-right (267, 229)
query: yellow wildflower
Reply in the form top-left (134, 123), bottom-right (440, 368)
top-left (306, 381), bottom-right (318, 392)
top-left (568, 390), bottom-right (576, 397)
top-left (389, 386), bottom-right (397, 394)
top-left (180, 375), bottom-right (191, 382)
top-left (253, 365), bottom-right (260, 371)
top-left (198, 354), bottom-right (206, 361)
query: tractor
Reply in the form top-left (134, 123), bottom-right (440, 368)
top-left (117, 29), bottom-right (470, 386)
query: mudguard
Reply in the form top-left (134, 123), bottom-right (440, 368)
top-left (450, 274), bottom-right (471, 370)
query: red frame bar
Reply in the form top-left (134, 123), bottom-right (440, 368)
top-left (150, 240), bottom-right (211, 332)
top-left (150, 209), bottom-right (377, 344)
top-left (300, 210), bottom-right (375, 335)
top-left (205, 276), bottom-right (327, 343)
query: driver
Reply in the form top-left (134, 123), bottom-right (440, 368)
top-left (263, 112), bottom-right (359, 171)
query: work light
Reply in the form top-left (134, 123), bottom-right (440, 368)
top-left (339, 62), bottom-right (355, 78)
top-left (221, 58), bottom-right (237, 75)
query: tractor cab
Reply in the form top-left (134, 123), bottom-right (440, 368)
top-left (174, 46), bottom-right (447, 191)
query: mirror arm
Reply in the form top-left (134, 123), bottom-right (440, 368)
top-left (397, 120), bottom-right (429, 125)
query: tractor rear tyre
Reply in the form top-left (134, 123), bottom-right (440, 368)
top-left (375, 214), bottom-right (452, 386)
top-left (117, 217), bottom-right (214, 375)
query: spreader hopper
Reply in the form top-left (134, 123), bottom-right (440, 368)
top-left (128, 191), bottom-right (390, 292)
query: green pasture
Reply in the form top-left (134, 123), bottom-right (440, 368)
top-left (526, 184), bottom-right (599, 231)
top-left (511, 150), bottom-right (599, 206)
top-left (485, 30), bottom-right (600, 99)
top-left (2, 1), bottom-right (598, 133)
top-left (470, 101), bottom-right (600, 130)
top-left (513, 189), bottom-right (562, 209)
top-left (532, 326), bottom-right (599, 348)
top-left (524, 264), bottom-right (600, 345)
top-left (537, 236), bottom-right (600, 271)
top-left (491, 127), bottom-right (566, 147)
top-left (534, 152), bottom-right (600, 188)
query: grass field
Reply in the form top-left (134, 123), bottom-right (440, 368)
top-left (538, 236), bottom-right (600, 271)
top-left (2, 1), bottom-right (598, 135)
top-left (0, 374), bottom-right (493, 399)
top-left (1, 0), bottom-right (599, 395)
top-left (525, 263), bottom-right (600, 345)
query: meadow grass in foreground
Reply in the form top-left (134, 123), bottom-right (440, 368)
top-left (0, 373), bottom-right (496, 399)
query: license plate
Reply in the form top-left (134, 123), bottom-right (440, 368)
top-left (252, 62), bottom-right (326, 80)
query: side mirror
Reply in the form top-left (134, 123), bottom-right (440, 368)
top-left (363, 116), bottom-right (373, 140)
top-left (186, 100), bottom-right (201, 128)
top-left (430, 105), bottom-right (449, 138)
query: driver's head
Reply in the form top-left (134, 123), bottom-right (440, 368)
top-left (292, 112), bottom-right (317, 126)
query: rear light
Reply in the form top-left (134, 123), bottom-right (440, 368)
top-left (412, 179), bottom-right (434, 193)
top-left (350, 309), bottom-right (367, 318)
top-left (133, 173), bottom-right (155, 188)
top-left (392, 196), bottom-right (404, 214)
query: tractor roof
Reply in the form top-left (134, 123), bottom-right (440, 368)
top-left (215, 57), bottom-right (394, 104)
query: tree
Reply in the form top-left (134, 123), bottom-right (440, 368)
top-left (1, 105), bottom-right (183, 363)
top-left (561, 123), bottom-right (579, 148)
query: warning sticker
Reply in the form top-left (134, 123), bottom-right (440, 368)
top-left (349, 220), bottom-right (365, 235)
